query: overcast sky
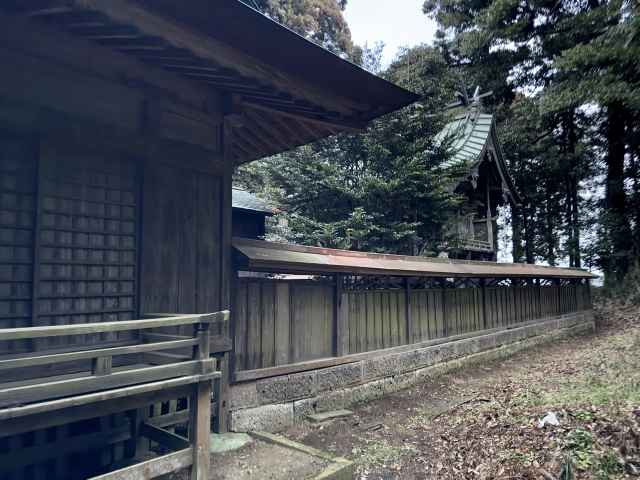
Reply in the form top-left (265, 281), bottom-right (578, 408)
top-left (343, 0), bottom-right (438, 67)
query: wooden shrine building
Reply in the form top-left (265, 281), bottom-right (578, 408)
top-left (232, 189), bottom-right (274, 240)
top-left (0, 1), bottom-right (418, 479)
top-left (436, 88), bottom-right (520, 261)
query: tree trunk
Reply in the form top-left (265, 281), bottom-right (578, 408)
top-left (511, 203), bottom-right (524, 263)
top-left (605, 102), bottom-right (631, 285)
top-left (563, 111), bottom-right (581, 268)
top-left (544, 189), bottom-right (556, 266)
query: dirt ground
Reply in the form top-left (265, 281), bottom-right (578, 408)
top-left (286, 303), bottom-right (640, 479)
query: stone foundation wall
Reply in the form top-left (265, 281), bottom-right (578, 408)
top-left (228, 311), bottom-right (595, 432)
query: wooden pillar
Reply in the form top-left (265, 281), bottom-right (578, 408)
top-left (218, 100), bottom-right (237, 433)
top-left (404, 278), bottom-right (412, 344)
top-left (334, 274), bottom-right (348, 357)
top-left (190, 322), bottom-right (211, 480)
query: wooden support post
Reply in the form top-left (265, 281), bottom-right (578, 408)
top-left (190, 322), bottom-right (211, 480)
top-left (92, 356), bottom-right (113, 376)
top-left (212, 353), bottom-right (228, 433)
top-left (220, 102), bottom-right (234, 435)
top-left (334, 274), bottom-right (348, 357)
top-left (404, 278), bottom-right (412, 345)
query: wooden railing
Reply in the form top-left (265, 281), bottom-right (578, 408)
top-left (443, 214), bottom-right (494, 252)
top-left (0, 311), bottom-right (229, 480)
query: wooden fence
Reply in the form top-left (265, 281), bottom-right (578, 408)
top-left (234, 277), bottom-right (592, 372)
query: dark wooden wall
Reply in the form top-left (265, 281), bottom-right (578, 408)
top-left (140, 162), bottom-right (223, 314)
top-left (0, 13), bottom-right (232, 478)
top-left (232, 210), bottom-right (267, 240)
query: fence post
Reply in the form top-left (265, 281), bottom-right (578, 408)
top-left (404, 278), bottom-right (412, 345)
top-left (190, 322), bottom-right (211, 480)
top-left (334, 274), bottom-right (348, 357)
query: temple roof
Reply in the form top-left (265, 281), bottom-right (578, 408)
top-left (435, 107), bottom-right (520, 204)
top-left (232, 189), bottom-right (274, 215)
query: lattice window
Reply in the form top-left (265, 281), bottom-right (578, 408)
top-left (35, 148), bottom-right (138, 348)
top-left (0, 136), bottom-right (36, 354)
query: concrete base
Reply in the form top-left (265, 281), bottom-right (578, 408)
top-left (210, 433), bottom-right (252, 454)
top-left (229, 311), bottom-right (594, 433)
top-left (251, 432), bottom-right (354, 480)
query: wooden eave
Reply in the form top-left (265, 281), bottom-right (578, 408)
top-left (3, 0), bottom-right (419, 164)
top-left (233, 238), bottom-right (597, 280)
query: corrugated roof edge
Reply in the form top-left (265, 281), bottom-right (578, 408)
top-left (233, 238), bottom-right (597, 279)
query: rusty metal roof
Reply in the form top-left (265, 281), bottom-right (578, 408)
top-left (233, 238), bottom-right (596, 279)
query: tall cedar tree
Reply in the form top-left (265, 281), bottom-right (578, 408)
top-left (423, 0), bottom-right (610, 271)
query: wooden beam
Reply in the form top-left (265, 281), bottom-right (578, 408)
top-left (0, 422), bottom-right (131, 474)
top-left (0, 374), bottom-right (217, 424)
top-left (0, 311), bottom-right (228, 341)
top-left (244, 110), bottom-right (296, 151)
top-left (0, 338), bottom-right (198, 371)
top-left (241, 112), bottom-right (290, 152)
top-left (0, 360), bottom-right (215, 408)
top-left (88, 448), bottom-right (193, 480)
top-left (261, 110), bottom-right (307, 145)
top-left (71, 0), bottom-right (365, 115)
top-left (243, 100), bottom-right (365, 132)
top-left (140, 422), bottom-right (190, 450)
top-left (0, 10), bottom-right (217, 111)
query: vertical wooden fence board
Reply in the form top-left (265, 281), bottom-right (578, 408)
top-left (234, 281), bottom-right (247, 371)
top-left (246, 282), bottom-right (261, 370)
top-left (290, 284), bottom-right (334, 363)
top-left (274, 282), bottom-right (290, 366)
top-left (359, 292), bottom-right (367, 353)
top-left (260, 282), bottom-right (276, 368)
top-left (397, 291), bottom-right (406, 347)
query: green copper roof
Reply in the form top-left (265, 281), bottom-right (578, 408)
top-left (434, 107), bottom-right (520, 204)
top-left (435, 109), bottom-right (493, 170)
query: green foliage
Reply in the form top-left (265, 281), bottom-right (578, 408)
top-left (236, 44), bottom-right (463, 255)
top-left (241, 0), bottom-right (354, 56)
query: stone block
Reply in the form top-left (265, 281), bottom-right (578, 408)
top-left (257, 371), bottom-right (317, 404)
top-left (256, 376), bottom-right (289, 404)
top-left (383, 372), bottom-right (416, 394)
top-left (362, 354), bottom-right (401, 381)
top-left (230, 403), bottom-right (294, 432)
top-left (228, 382), bottom-right (259, 410)
top-left (317, 363), bottom-right (363, 392)
top-left (308, 409), bottom-right (353, 423)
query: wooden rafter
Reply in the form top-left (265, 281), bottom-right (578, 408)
top-left (244, 102), bottom-right (365, 133)
top-left (22, 0), bottom-right (365, 115)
